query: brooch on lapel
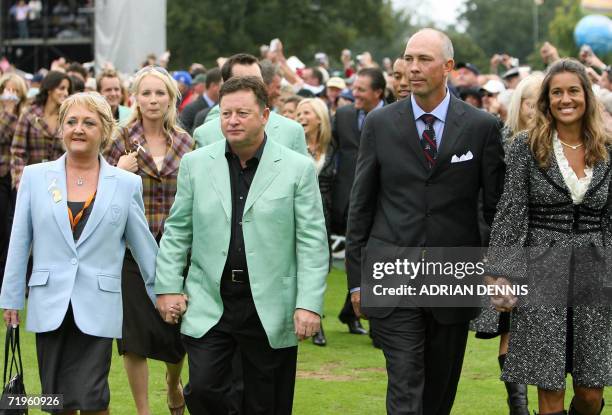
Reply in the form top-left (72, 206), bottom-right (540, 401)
top-left (48, 178), bottom-right (62, 203)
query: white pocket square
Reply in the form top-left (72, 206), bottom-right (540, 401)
top-left (451, 151), bottom-right (474, 163)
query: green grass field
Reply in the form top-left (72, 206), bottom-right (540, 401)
top-left (6, 267), bottom-right (611, 414)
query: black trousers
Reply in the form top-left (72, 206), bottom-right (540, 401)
top-left (338, 292), bottom-right (358, 323)
top-left (370, 307), bottom-right (469, 415)
top-left (182, 279), bottom-right (297, 415)
top-left (0, 174), bottom-right (13, 286)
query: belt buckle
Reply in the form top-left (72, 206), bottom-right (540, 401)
top-left (231, 269), bottom-right (245, 283)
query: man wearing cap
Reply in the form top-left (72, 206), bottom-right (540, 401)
top-left (192, 53), bottom-right (307, 156)
top-left (480, 79), bottom-right (506, 118)
top-left (173, 70), bottom-right (193, 112)
top-left (325, 76), bottom-right (346, 115)
top-left (181, 68), bottom-right (222, 134)
top-left (453, 62), bottom-right (480, 89)
top-left (501, 67), bottom-right (522, 89)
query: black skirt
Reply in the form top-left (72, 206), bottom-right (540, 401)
top-left (36, 304), bottom-right (112, 413)
top-left (116, 250), bottom-right (185, 363)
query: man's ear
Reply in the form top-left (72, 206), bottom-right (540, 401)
top-left (444, 59), bottom-right (455, 75)
top-left (261, 107), bottom-right (271, 124)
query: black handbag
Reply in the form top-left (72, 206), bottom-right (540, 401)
top-left (0, 326), bottom-right (27, 415)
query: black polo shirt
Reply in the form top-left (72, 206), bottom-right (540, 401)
top-left (223, 136), bottom-right (267, 279)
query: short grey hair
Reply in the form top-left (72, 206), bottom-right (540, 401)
top-left (260, 59), bottom-right (281, 87)
top-left (412, 28), bottom-right (454, 60)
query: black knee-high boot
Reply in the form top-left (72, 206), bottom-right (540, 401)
top-left (498, 354), bottom-right (529, 415)
top-left (568, 398), bottom-right (604, 415)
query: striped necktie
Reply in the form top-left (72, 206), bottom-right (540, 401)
top-left (419, 114), bottom-right (437, 168)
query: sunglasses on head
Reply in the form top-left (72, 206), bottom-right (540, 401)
top-left (136, 65), bottom-right (170, 77)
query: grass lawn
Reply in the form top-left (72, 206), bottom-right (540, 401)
top-left (6, 267), bottom-right (611, 414)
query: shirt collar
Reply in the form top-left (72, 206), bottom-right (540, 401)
top-left (202, 93), bottom-right (215, 108)
top-left (361, 99), bottom-right (384, 115)
top-left (225, 134), bottom-right (267, 163)
top-left (411, 89), bottom-right (450, 123)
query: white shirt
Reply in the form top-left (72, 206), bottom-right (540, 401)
top-left (553, 133), bottom-right (592, 204)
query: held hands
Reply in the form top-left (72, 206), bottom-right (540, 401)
top-left (294, 309), bottom-right (320, 340)
top-left (156, 294), bottom-right (188, 325)
top-left (3, 309), bottom-right (19, 328)
top-left (485, 276), bottom-right (517, 312)
top-left (117, 152), bottom-right (138, 173)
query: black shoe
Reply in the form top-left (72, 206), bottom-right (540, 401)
top-left (499, 355), bottom-right (529, 415)
top-left (346, 319), bottom-right (368, 335)
top-left (312, 325), bottom-right (326, 346)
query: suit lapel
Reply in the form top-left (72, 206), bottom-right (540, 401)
top-left (395, 100), bottom-right (429, 171)
top-left (76, 157), bottom-right (117, 247)
top-left (207, 145), bottom-right (232, 221)
top-left (431, 97), bottom-right (466, 175)
top-left (243, 142), bottom-right (281, 215)
top-left (46, 155), bottom-right (76, 253)
top-left (129, 130), bottom-right (160, 179)
top-left (351, 107), bottom-right (361, 146)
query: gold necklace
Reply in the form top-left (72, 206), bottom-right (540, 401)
top-left (558, 139), bottom-right (583, 150)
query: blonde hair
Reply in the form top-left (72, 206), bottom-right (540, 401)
top-left (529, 58), bottom-right (609, 168)
top-left (125, 66), bottom-right (185, 136)
top-left (297, 98), bottom-right (332, 156)
top-left (0, 73), bottom-right (28, 115)
top-left (59, 92), bottom-right (117, 150)
top-left (505, 72), bottom-right (544, 138)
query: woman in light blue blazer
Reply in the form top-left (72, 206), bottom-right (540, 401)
top-left (0, 92), bottom-right (159, 414)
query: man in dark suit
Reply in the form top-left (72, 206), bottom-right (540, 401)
top-left (332, 67), bottom-right (386, 336)
top-left (181, 67), bottom-right (222, 134)
top-left (346, 28), bottom-right (505, 415)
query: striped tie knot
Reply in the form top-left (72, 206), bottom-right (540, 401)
top-left (420, 113), bottom-right (436, 129)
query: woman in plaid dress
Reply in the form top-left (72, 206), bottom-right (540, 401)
top-left (0, 73), bottom-right (27, 289)
top-left (104, 66), bottom-right (194, 415)
top-left (10, 70), bottom-right (72, 190)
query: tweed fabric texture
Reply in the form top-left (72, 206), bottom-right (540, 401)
top-left (487, 132), bottom-right (612, 390)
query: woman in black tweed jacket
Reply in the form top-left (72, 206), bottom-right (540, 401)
top-left (487, 59), bottom-right (611, 415)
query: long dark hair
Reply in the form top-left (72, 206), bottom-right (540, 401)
top-left (529, 58), bottom-right (608, 168)
top-left (33, 71), bottom-right (72, 107)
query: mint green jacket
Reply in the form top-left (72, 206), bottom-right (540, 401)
top-left (155, 138), bottom-right (329, 348)
top-left (118, 105), bottom-right (132, 126)
top-left (193, 106), bottom-right (308, 156)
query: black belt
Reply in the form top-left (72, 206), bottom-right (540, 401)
top-left (223, 268), bottom-right (249, 283)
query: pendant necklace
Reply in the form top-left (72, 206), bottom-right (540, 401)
top-left (558, 139), bottom-right (583, 150)
top-left (77, 176), bottom-right (85, 186)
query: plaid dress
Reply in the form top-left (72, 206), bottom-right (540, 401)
top-left (10, 104), bottom-right (64, 189)
top-left (104, 121), bottom-right (194, 362)
top-left (104, 121), bottom-right (195, 238)
top-left (0, 110), bottom-right (18, 178)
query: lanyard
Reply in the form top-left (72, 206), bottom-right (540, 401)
top-left (68, 192), bottom-right (96, 232)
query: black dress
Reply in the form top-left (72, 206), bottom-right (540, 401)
top-left (116, 245), bottom-right (185, 363)
top-left (37, 199), bottom-right (114, 413)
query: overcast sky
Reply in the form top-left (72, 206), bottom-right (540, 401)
top-left (391, 0), bottom-right (466, 27)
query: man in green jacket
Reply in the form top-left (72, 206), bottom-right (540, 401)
top-left (192, 53), bottom-right (308, 156)
top-left (155, 76), bottom-right (328, 414)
